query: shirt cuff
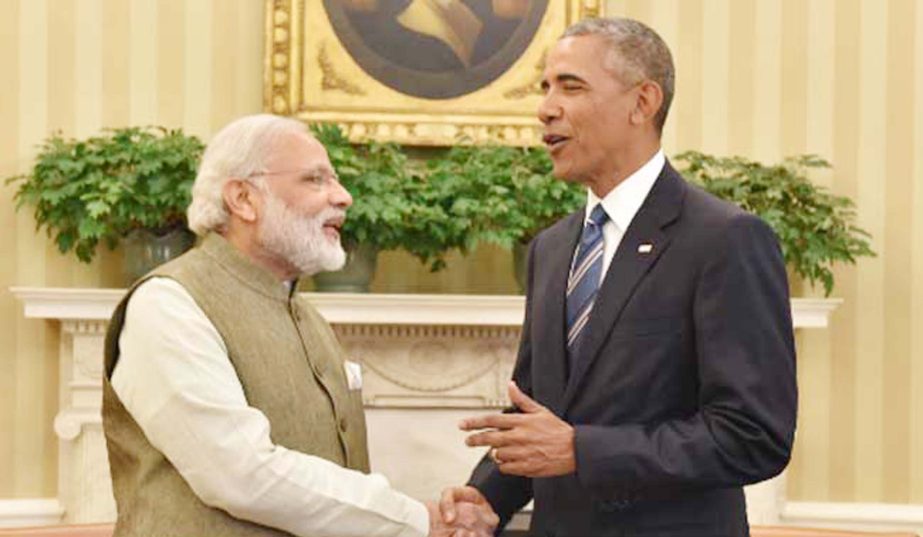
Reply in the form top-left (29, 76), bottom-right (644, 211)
top-left (398, 500), bottom-right (429, 537)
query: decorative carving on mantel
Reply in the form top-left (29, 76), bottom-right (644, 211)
top-left (54, 408), bottom-right (102, 441)
top-left (61, 320), bottom-right (108, 335)
top-left (65, 322), bottom-right (106, 382)
top-left (334, 324), bottom-right (519, 407)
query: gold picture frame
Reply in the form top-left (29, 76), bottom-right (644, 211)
top-left (264, 0), bottom-right (605, 146)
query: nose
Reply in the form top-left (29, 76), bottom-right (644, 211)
top-left (329, 180), bottom-right (353, 209)
top-left (537, 92), bottom-right (561, 125)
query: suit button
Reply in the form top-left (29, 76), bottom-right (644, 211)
top-left (338, 417), bottom-right (348, 433)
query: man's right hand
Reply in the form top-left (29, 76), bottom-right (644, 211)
top-left (431, 486), bottom-right (498, 537)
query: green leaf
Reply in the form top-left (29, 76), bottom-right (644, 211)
top-left (675, 150), bottom-right (875, 295)
top-left (1, 126), bottom-right (203, 263)
top-left (85, 200), bottom-right (110, 218)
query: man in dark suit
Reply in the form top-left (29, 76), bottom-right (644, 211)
top-left (439, 17), bottom-right (797, 537)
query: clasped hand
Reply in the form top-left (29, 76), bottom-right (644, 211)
top-left (429, 382), bottom-right (574, 536)
top-left (427, 486), bottom-right (498, 537)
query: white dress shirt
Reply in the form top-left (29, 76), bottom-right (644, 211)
top-left (584, 149), bottom-right (665, 283)
top-left (112, 277), bottom-right (429, 537)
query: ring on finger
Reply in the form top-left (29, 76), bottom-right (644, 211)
top-left (490, 448), bottom-right (502, 464)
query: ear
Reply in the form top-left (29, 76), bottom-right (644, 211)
top-left (631, 80), bottom-right (664, 127)
top-left (222, 178), bottom-right (260, 224)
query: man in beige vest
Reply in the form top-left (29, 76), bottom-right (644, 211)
top-left (102, 114), bottom-right (497, 537)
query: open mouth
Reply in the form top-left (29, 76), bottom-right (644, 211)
top-left (322, 217), bottom-right (344, 240)
top-left (542, 134), bottom-right (570, 152)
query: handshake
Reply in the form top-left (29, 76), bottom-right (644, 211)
top-left (423, 381), bottom-right (579, 536)
top-left (426, 486), bottom-right (499, 537)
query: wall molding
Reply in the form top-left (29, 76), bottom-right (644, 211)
top-left (507, 502), bottom-right (923, 533)
top-left (0, 499), bottom-right (64, 528)
top-left (783, 501), bottom-right (923, 534)
top-left (2, 497), bottom-right (921, 532)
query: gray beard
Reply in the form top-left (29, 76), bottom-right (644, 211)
top-left (257, 193), bottom-right (346, 277)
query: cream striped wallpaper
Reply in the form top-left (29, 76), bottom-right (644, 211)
top-left (609, 0), bottom-right (923, 504)
top-left (0, 0), bottom-right (264, 497)
top-left (0, 0), bottom-right (921, 507)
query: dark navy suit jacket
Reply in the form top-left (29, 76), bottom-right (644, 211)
top-left (469, 162), bottom-right (797, 537)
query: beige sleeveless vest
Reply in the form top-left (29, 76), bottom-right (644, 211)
top-left (102, 233), bottom-right (370, 537)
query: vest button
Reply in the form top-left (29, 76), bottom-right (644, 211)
top-left (338, 417), bottom-right (348, 433)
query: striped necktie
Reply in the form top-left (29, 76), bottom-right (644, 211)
top-left (566, 204), bottom-right (609, 361)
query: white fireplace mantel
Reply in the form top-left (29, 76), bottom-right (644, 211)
top-left (8, 287), bottom-right (840, 528)
top-left (11, 287), bottom-right (841, 327)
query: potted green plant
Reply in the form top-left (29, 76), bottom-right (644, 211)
top-left (425, 144), bottom-right (584, 291)
top-left (5, 126), bottom-right (204, 283)
top-left (675, 150), bottom-right (874, 296)
top-left (310, 123), bottom-right (466, 291)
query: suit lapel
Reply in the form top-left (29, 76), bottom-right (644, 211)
top-left (534, 212), bottom-right (583, 416)
top-left (560, 164), bottom-right (686, 412)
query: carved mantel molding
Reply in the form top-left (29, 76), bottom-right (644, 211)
top-left (10, 287), bottom-right (841, 328)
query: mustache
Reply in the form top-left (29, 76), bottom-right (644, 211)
top-left (313, 207), bottom-right (347, 223)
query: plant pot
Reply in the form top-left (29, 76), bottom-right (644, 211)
top-left (122, 227), bottom-right (196, 285)
top-left (512, 241), bottom-right (529, 294)
top-left (312, 243), bottom-right (379, 293)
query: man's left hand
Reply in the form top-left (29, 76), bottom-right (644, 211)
top-left (460, 382), bottom-right (576, 478)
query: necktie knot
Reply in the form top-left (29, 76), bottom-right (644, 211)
top-left (588, 204), bottom-right (609, 228)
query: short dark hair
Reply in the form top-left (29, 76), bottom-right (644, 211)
top-left (563, 17), bottom-right (675, 133)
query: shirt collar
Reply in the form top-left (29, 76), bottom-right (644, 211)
top-left (586, 149), bottom-right (665, 231)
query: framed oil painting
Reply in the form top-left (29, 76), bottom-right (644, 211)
top-left (264, 0), bottom-right (606, 145)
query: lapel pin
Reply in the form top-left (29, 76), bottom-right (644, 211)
top-left (638, 243), bottom-right (653, 254)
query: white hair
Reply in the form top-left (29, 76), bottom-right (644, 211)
top-left (186, 114), bottom-right (309, 236)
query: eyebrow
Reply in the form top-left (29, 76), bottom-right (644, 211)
top-left (297, 164), bottom-right (337, 178)
top-left (541, 72), bottom-right (588, 89)
top-left (556, 73), bottom-right (588, 85)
